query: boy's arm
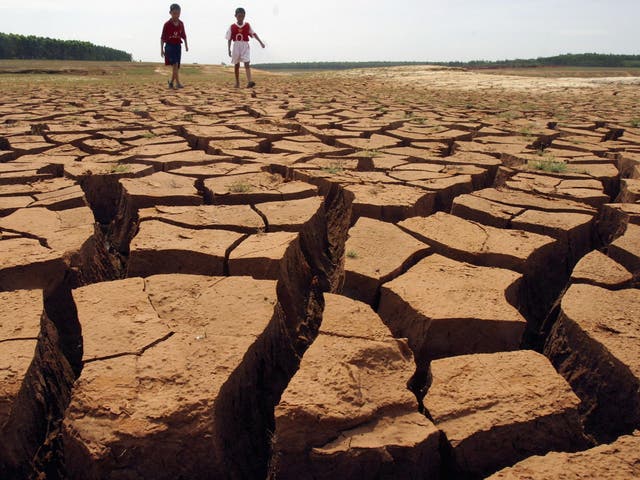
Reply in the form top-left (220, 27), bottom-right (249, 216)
top-left (182, 25), bottom-right (188, 52)
top-left (253, 33), bottom-right (265, 48)
top-left (161, 23), bottom-right (167, 57)
top-left (228, 39), bottom-right (232, 57)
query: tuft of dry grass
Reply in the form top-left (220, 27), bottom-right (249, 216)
top-left (228, 181), bottom-right (252, 193)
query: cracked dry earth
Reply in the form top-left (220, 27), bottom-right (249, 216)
top-left (1, 69), bottom-right (640, 479)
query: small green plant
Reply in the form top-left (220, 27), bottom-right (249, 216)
top-left (346, 250), bottom-right (359, 259)
top-left (361, 149), bottom-right (380, 158)
top-left (183, 113), bottom-right (194, 121)
top-left (108, 164), bottom-right (132, 174)
top-left (323, 166), bottom-right (342, 174)
top-left (321, 162), bottom-right (344, 175)
top-left (498, 110), bottom-right (521, 121)
top-left (528, 159), bottom-right (567, 173)
top-left (411, 117), bottom-right (427, 125)
top-left (551, 110), bottom-right (568, 122)
top-left (143, 132), bottom-right (157, 139)
top-left (228, 181), bottom-right (252, 193)
top-left (630, 118), bottom-right (640, 128)
top-left (517, 126), bottom-right (534, 138)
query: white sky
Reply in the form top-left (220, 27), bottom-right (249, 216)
top-left (2, 1), bottom-right (639, 64)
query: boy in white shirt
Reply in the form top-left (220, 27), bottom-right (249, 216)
top-left (226, 7), bottom-right (265, 88)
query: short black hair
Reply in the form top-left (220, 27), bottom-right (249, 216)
top-left (235, 7), bottom-right (245, 15)
top-left (170, 3), bottom-right (181, 12)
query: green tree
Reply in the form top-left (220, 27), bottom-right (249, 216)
top-left (0, 32), bottom-right (132, 61)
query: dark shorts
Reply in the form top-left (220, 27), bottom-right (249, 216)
top-left (164, 43), bottom-right (182, 67)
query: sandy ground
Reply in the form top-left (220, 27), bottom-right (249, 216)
top-left (334, 65), bottom-right (640, 91)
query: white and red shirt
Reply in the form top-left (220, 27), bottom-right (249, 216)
top-left (162, 20), bottom-right (187, 45)
top-left (226, 23), bottom-right (255, 42)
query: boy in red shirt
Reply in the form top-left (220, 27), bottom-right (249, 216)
top-left (161, 3), bottom-right (189, 89)
top-left (226, 7), bottom-right (265, 88)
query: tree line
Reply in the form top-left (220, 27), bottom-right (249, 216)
top-left (255, 53), bottom-right (640, 71)
top-left (0, 33), bottom-right (132, 61)
top-left (447, 53), bottom-right (640, 69)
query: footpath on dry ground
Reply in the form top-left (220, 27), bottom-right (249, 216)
top-left (1, 70), bottom-right (639, 479)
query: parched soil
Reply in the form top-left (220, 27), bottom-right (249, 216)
top-left (1, 65), bottom-right (639, 479)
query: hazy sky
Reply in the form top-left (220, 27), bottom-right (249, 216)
top-left (2, 1), bottom-right (639, 64)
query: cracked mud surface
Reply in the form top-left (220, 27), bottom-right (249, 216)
top-left (1, 65), bottom-right (639, 478)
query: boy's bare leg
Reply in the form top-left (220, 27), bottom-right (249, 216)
top-left (167, 64), bottom-right (174, 88)
top-left (245, 63), bottom-right (256, 87)
top-left (172, 64), bottom-right (180, 87)
top-left (234, 63), bottom-right (240, 87)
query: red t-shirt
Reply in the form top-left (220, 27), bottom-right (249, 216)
top-left (228, 23), bottom-right (254, 42)
top-left (162, 20), bottom-right (186, 45)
